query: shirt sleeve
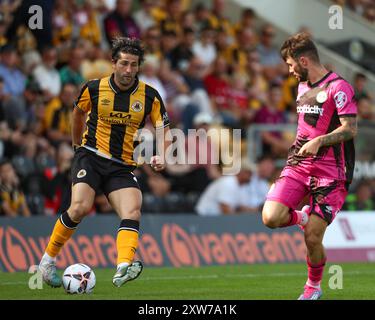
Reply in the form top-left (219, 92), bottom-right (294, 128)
top-left (74, 82), bottom-right (92, 113)
top-left (331, 80), bottom-right (357, 116)
top-left (150, 92), bottom-right (170, 128)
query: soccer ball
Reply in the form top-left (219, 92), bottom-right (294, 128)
top-left (62, 263), bottom-right (96, 294)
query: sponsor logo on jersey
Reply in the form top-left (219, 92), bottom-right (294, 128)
top-left (98, 113), bottom-right (138, 127)
top-left (297, 104), bottom-right (324, 116)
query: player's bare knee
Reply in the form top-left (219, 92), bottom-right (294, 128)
top-left (262, 212), bottom-right (280, 229)
top-left (122, 208), bottom-right (141, 221)
top-left (69, 201), bottom-right (91, 220)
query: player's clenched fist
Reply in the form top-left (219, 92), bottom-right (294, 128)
top-left (150, 155), bottom-right (165, 171)
top-left (297, 137), bottom-right (322, 157)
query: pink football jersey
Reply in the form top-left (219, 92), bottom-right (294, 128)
top-left (283, 71), bottom-right (357, 183)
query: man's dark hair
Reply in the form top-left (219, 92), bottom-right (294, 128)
top-left (354, 72), bottom-right (367, 81)
top-left (280, 32), bottom-right (319, 63)
top-left (111, 37), bottom-right (145, 65)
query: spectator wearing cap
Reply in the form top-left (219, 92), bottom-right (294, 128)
top-left (103, 0), bottom-right (141, 45)
top-left (195, 158), bottom-right (253, 216)
top-left (189, 112), bottom-right (221, 181)
top-left (167, 112), bottom-right (221, 194)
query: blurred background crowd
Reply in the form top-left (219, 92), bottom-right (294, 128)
top-left (333, 0), bottom-right (375, 23)
top-left (0, 0), bottom-right (374, 217)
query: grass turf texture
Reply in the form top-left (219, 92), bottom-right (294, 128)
top-left (0, 263), bottom-right (374, 300)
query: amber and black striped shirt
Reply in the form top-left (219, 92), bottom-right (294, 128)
top-left (74, 74), bottom-right (170, 166)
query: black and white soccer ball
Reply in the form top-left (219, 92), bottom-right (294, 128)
top-left (62, 263), bottom-right (96, 294)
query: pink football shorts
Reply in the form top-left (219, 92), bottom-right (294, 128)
top-left (266, 168), bottom-right (348, 224)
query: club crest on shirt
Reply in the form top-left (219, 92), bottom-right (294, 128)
top-left (334, 91), bottom-right (347, 109)
top-left (316, 90), bottom-right (328, 103)
top-left (131, 101), bottom-right (143, 112)
top-left (77, 169), bottom-right (87, 178)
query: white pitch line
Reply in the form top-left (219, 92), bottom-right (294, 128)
top-left (1, 281), bottom-right (27, 285)
top-left (1, 270), bottom-right (374, 285)
top-left (138, 270), bottom-right (375, 281)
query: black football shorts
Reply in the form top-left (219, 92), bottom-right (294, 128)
top-left (71, 147), bottom-right (140, 196)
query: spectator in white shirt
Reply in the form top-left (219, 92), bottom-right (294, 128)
top-left (239, 155), bottom-right (276, 212)
top-left (192, 25), bottom-right (217, 68)
top-left (195, 159), bottom-right (254, 216)
top-left (32, 46), bottom-right (61, 100)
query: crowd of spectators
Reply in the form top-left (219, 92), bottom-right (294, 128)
top-left (333, 0), bottom-right (375, 23)
top-left (0, 0), bottom-right (374, 217)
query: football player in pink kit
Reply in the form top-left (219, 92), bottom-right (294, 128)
top-left (262, 33), bottom-right (357, 300)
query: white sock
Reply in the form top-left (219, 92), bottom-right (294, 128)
top-left (117, 262), bottom-right (130, 270)
top-left (42, 252), bottom-right (55, 263)
top-left (299, 211), bottom-right (309, 226)
top-left (306, 280), bottom-right (321, 289)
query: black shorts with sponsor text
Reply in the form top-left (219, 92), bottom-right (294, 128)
top-left (71, 147), bottom-right (140, 197)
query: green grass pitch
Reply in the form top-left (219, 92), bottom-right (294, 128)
top-left (1, 263), bottom-right (374, 300)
